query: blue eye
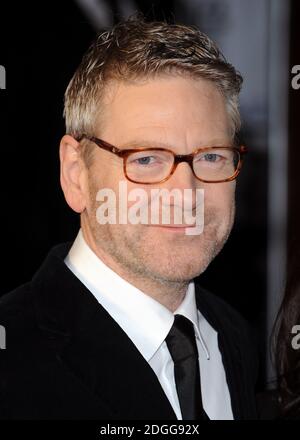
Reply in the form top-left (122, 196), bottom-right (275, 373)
top-left (204, 153), bottom-right (219, 162)
top-left (136, 156), bottom-right (154, 165)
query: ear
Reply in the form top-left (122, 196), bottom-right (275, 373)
top-left (59, 135), bottom-right (88, 213)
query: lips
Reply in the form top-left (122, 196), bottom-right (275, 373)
top-left (148, 224), bottom-right (195, 229)
top-left (148, 224), bottom-right (196, 231)
top-left (151, 225), bottom-right (194, 228)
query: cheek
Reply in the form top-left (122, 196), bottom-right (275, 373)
top-left (205, 183), bottom-right (235, 212)
top-left (90, 162), bottom-right (123, 193)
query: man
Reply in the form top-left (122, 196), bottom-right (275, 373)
top-left (0, 15), bottom-right (258, 420)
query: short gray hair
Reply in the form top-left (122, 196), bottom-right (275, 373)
top-left (64, 14), bottom-right (242, 146)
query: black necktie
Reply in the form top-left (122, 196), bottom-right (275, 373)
top-left (165, 314), bottom-right (210, 420)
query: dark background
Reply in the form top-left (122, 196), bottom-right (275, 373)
top-left (0, 0), bottom-right (299, 391)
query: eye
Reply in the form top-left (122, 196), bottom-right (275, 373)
top-left (128, 153), bottom-right (168, 166)
top-left (134, 156), bottom-right (156, 165)
top-left (195, 152), bottom-right (222, 163)
top-left (203, 153), bottom-right (220, 162)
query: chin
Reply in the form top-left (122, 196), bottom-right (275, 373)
top-left (148, 254), bottom-right (212, 283)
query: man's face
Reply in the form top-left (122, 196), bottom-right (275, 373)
top-left (84, 75), bottom-right (236, 284)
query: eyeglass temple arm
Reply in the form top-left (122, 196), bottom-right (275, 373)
top-left (76, 134), bottom-right (124, 155)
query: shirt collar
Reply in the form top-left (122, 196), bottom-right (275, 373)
top-left (65, 229), bottom-right (209, 361)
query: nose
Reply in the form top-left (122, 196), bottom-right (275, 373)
top-left (163, 162), bottom-right (202, 213)
top-left (167, 161), bottom-right (199, 191)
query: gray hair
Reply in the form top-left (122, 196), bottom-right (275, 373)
top-left (64, 14), bottom-right (242, 148)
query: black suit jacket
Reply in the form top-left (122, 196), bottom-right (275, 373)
top-left (0, 243), bottom-right (258, 419)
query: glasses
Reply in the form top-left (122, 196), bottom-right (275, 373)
top-left (77, 134), bottom-right (247, 184)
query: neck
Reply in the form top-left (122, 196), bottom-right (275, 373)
top-left (80, 225), bottom-right (188, 312)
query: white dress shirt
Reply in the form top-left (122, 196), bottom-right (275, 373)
top-left (64, 229), bottom-right (233, 420)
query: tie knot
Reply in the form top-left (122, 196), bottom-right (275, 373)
top-left (165, 314), bottom-right (198, 364)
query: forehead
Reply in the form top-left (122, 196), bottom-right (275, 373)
top-left (99, 75), bottom-right (232, 145)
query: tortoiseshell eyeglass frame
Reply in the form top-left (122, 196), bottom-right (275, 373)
top-left (76, 134), bottom-right (248, 184)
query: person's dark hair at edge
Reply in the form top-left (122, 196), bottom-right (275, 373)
top-left (273, 247), bottom-right (300, 419)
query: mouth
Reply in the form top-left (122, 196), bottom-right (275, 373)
top-left (148, 225), bottom-right (197, 233)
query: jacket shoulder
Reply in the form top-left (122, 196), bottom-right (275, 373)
top-left (0, 282), bottom-right (35, 329)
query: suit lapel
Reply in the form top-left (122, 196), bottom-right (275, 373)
top-left (32, 243), bottom-right (177, 419)
top-left (194, 283), bottom-right (250, 420)
top-left (59, 305), bottom-right (177, 419)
